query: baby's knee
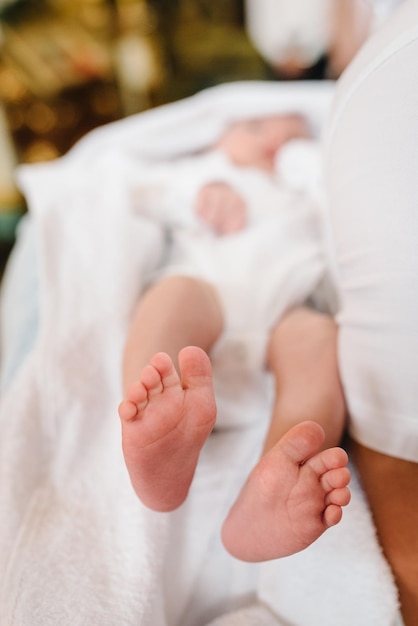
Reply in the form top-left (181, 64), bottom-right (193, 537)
top-left (269, 307), bottom-right (336, 354)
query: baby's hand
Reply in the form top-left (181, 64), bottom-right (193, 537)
top-left (195, 182), bottom-right (247, 235)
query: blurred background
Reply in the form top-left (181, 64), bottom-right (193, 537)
top-left (0, 0), bottom-right (380, 271)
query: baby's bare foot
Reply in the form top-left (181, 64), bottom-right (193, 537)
top-left (118, 347), bottom-right (216, 511)
top-left (221, 421), bottom-right (350, 561)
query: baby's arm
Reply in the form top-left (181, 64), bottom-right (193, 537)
top-left (194, 181), bottom-right (248, 235)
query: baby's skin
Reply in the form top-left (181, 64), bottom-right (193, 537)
top-left (118, 346), bottom-right (351, 561)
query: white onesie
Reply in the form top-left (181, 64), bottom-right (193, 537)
top-left (130, 149), bottom-right (325, 372)
top-left (325, 0), bottom-right (418, 461)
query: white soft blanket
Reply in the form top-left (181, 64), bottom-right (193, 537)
top-left (0, 81), bottom-right (400, 626)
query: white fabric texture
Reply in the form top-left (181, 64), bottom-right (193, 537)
top-left (0, 216), bottom-right (39, 391)
top-left (204, 604), bottom-right (284, 626)
top-left (325, 0), bottom-right (418, 461)
top-left (0, 80), bottom-right (400, 625)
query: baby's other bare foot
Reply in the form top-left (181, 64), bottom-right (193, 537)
top-left (221, 421), bottom-right (350, 561)
top-left (118, 347), bottom-right (216, 511)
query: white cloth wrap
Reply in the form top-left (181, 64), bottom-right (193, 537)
top-left (0, 79), bottom-right (401, 625)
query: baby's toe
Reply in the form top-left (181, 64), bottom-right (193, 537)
top-left (321, 466), bottom-right (351, 492)
top-left (325, 486), bottom-right (351, 507)
top-left (126, 378), bottom-right (149, 405)
top-left (118, 400), bottom-right (139, 422)
top-left (141, 364), bottom-right (164, 397)
top-left (307, 447), bottom-right (349, 479)
top-left (323, 503), bottom-right (343, 528)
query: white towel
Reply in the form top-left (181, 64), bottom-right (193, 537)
top-left (204, 604), bottom-right (285, 626)
top-left (0, 81), bottom-right (399, 625)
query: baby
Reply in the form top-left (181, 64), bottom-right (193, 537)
top-left (119, 113), bottom-right (350, 562)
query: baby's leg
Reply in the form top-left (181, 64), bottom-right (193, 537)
top-left (119, 347), bottom-right (216, 511)
top-left (263, 307), bottom-right (347, 453)
top-left (222, 420), bottom-right (350, 560)
top-left (122, 275), bottom-right (223, 393)
top-left (222, 307), bottom-right (350, 560)
top-left (119, 275), bottom-right (223, 509)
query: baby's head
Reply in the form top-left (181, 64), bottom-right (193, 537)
top-left (216, 113), bottom-right (310, 172)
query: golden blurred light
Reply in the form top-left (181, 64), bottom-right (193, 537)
top-left (23, 139), bottom-right (59, 163)
top-left (0, 67), bottom-right (28, 103)
top-left (25, 101), bottom-right (57, 133)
